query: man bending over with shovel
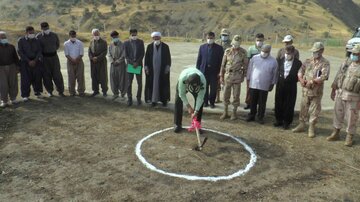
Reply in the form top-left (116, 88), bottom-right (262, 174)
top-left (174, 67), bottom-right (206, 133)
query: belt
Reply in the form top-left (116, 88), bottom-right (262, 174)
top-left (43, 52), bottom-right (57, 57)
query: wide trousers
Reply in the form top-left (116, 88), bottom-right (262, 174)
top-left (20, 61), bottom-right (43, 97)
top-left (67, 60), bottom-right (85, 95)
top-left (42, 55), bottom-right (64, 94)
top-left (249, 88), bottom-right (268, 119)
top-left (0, 64), bottom-right (18, 102)
top-left (90, 60), bottom-right (108, 94)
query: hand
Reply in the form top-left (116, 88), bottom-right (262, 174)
top-left (330, 88), bottom-right (336, 101)
top-left (145, 69), bottom-right (149, 75)
top-left (305, 80), bottom-right (313, 89)
top-left (133, 62), bottom-right (138, 68)
top-left (187, 104), bottom-right (194, 115)
top-left (191, 111), bottom-right (198, 119)
top-left (28, 60), bottom-right (36, 67)
top-left (268, 84), bottom-right (274, 92)
top-left (300, 79), bottom-right (307, 87)
top-left (92, 57), bottom-right (98, 63)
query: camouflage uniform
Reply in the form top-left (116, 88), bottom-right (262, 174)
top-left (298, 57), bottom-right (330, 124)
top-left (216, 29), bottom-right (232, 103)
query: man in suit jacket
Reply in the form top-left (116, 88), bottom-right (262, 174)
top-left (196, 31), bottom-right (224, 108)
top-left (274, 45), bottom-right (302, 129)
top-left (123, 29), bottom-right (145, 106)
top-left (144, 32), bottom-right (171, 107)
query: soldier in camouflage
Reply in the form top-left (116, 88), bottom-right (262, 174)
top-left (292, 42), bottom-right (330, 138)
top-left (219, 35), bottom-right (248, 120)
top-left (327, 44), bottom-right (360, 147)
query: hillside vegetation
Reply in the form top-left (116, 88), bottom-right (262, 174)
top-left (0, 0), bottom-right (358, 43)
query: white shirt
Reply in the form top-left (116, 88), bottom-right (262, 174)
top-left (64, 39), bottom-right (84, 59)
top-left (284, 59), bottom-right (293, 79)
top-left (247, 54), bottom-right (278, 91)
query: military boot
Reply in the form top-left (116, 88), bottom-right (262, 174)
top-left (220, 105), bottom-right (229, 120)
top-left (230, 107), bottom-right (238, 120)
top-left (326, 128), bottom-right (340, 141)
top-left (292, 121), bottom-right (306, 133)
top-left (308, 123), bottom-right (316, 138)
top-left (344, 133), bottom-right (353, 147)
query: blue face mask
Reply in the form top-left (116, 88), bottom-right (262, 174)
top-left (350, 53), bottom-right (359, 62)
top-left (0, 39), bottom-right (8, 44)
top-left (112, 38), bottom-right (120, 43)
top-left (221, 35), bottom-right (229, 41)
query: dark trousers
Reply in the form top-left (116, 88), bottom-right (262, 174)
top-left (127, 73), bottom-right (142, 101)
top-left (275, 80), bottom-right (297, 125)
top-left (249, 88), bottom-right (268, 119)
top-left (91, 62), bottom-right (108, 94)
top-left (174, 83), bottom-right (203, 127)
top-left (20, 62), bottom-right (43, 97)
top-left (42, 55), bottom-right (64, 94)
top-left (204, 73), bottom-right (218, 105)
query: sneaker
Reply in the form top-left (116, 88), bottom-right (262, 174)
top-left (48, 92), bottom-right (53, 97)
top-left (23, 97), bottom-right (29, 102)
top-left (0, 101), bottom-right (6, 108)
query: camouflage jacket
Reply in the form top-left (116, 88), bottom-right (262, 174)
top-left (220, 47), bottom-right (248, 84)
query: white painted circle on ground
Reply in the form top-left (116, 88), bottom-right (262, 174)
top-left (135, 127), bottom-right (257, 182)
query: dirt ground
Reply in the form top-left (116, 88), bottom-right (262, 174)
top-left (0, 94), bottom-right (359, 201)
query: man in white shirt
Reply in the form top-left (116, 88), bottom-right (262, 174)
top-left (64, 30), bottom-right (85, 96)
top-left (246, 44), bottom-right (278, 124)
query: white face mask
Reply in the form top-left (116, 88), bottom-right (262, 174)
top-left (232, 44), bottom-right (240, 48)
top-left (27, 34), bottom-right (35, 39)
top-left (285, 53), bottom-right (293, 61)
top-left (43, 30), bottom-right (51, 35)
top-left (131, 35), bottom-right (137, 40)
top-left (313, 52), bottom-right (320, 58)
top-left (221, 35), bottom-right (229, 41)
top-left (70, 37), bottom-right (76, 42)
top-left (207, 39), bottom-right (214, 44)
top-left (256, 41), bottom-right (263, 48)
top-left (154, 40), bottom-right (161, 45)
top-left (260, 51), bottom-right (269, 58)
top-left (94, 36), bottom-right (100, 40)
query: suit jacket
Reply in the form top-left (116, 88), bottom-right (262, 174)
top-left (123, 39), bottom-right (145, 66)
top-left (196, 43), bottom-right (224, 75)
top-left (277, 57), bottom-right (302, 84)
top-left (144, 42), bottom-right (171, 102)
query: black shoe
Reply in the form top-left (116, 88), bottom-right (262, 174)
top-left (79, 93), bottom-right (85, 97)
top-left (273, 121), bottom-right (283, 127)
top-left (244, 105), bottom-right (250, 110)
top-left (204, 103), bottom-right (209, 107)
top-left (35, 92), bottom-right (41, 96)
top-left (59, 93), bottom-right (66, 97)
top-left (283, 124), bottom-right (290, 130)
top-left (151, 102), bottom-right (157, 107)
top-left (48, 92), bottom-right (53, 97)
top-left (258, 118), bottom-right (265, 125)
top-left (91, 92), bottom-right (99, 97)
top-left (162, 102), bottom-right (167, 107)
top-left (137, 100), bottom-right (142, 106)
top-left (174, 125), bottom-right (182, 133)
top-left (210, 104), bottom-right (215, 109)
top-left (103, 92), bottom-right (107, 97)
top-left (127, 99), bottom-right (133, 106)
top-left (246, 116), bottom-right (255, 122)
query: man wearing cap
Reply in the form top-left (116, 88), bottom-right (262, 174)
top-left (196, 31), bottom-right (224, 108)
top-left (108, 30), bottom-right (126, 99)
top-left (244, 33), bottom-right (265, 110)
top-left (88, 28), bottom-right (108, 97)
top-left (327, 44), bottom-right (360, 147)
top-left (18, 26), bottom-right (43, 101)
top-left (36, 22), bottom-right (65, 97)
top-left (246, 44), bottom-right (278, 124)
top-left (219, 35), bottom-right (248, 120)
top-left (276, 35), bottom-right (300, 62)
top-left (0, 31), bottom-right (20, 107)
top-left (292, 42), bottom-right (330, 138)
top-left (274, 45), bottom-right (302, 129)
top-left (64, 30), bottom-right (85, 97)
top-left (174, 67), bottom-right (206, 133)
top-left (216, 28), bottom-right (232, 103)
top-left (124, 28), bottom-right (145, 106)
top-left (144, 32), bottom-right (171, 107)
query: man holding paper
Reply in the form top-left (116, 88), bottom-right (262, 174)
top-left (124, 29), bottom-right (145, 106)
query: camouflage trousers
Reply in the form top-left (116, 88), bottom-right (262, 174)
top-left (333, 95), bottom-right (359, 134)
top-left (223, 82), bottom-right (241, 107)
top-left (299, 95), bottom-right (322, 124)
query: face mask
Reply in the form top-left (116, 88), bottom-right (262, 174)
top-left (70, 37), bottom-right (76, 42)
top-left (0, 39), bottom-right (8, 44)
top-left (285, 53), bottom-right (293, 61)
top-left (350, 54), bottom-right (359, 62)
top-left (154, 40), bottom-right (161, 45)
top-left (94, 36), bottom-right (100, 40)
top-left (131, 35), bottom-right (137, 40)
top-left (43, 30), bottom-right (51, 35)
top-left (207, 39), bottom-right (214, 44)
top-left (232, 44), bottom-right (240, 48)
top-left (27, 34), bottom-right (35, 39)
top-left (112, 38), bottom-right (120, 43)
top-left (256, 41), bottom-right (263, 47)
top-left (312, 52), bottom-right (320, 58)
top-left (221, 35), bottom-right (229, 41)
top-left (260, 51), bottom-right (269, 58)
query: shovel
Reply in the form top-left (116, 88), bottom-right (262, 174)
top-left (188, 117), bottom-right (208, 151)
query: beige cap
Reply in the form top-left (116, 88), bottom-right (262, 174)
top-left (350, 44), bottom-right (360, 54)
top-left (231, 35), bottom-right (241, 45)
top-left (261, 44), bottom-right (272, 52)
top-left (221, 28), bottom-right (230, 35)
top-left (310, 42), bottom-right (324, 52)
top-left (282, 35), bottom-right (293, 42)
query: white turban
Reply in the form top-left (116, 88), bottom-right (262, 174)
top-left (151, 32), bottom-right (161, 38)
top-left (91, 28), bottom-right (100, 35)
top-left (0, 31), bottom-right (6, 36)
